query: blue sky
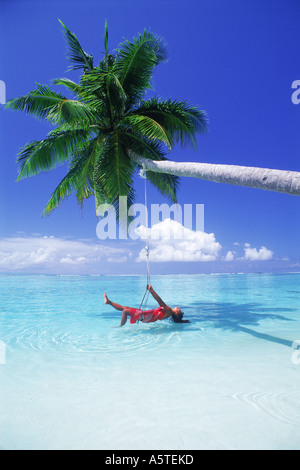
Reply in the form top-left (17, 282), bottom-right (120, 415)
top-left (0, 0), bottom-right (299, 274)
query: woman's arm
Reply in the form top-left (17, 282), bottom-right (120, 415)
top-left (147, 285), bottom-right (170, 310)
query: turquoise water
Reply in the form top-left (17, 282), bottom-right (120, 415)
top-left (0, 273), bottom-right (300, 450)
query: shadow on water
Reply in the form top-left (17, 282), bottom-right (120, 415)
top-left (98, 301), bottom-right (297, 348)
top-left (183, 301), bottom-right (296, 348)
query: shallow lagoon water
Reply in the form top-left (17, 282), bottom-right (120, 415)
top-left (0, 273), bottom-right (300, 450)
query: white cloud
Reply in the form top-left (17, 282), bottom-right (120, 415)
top-left (107, 255), bottom-right (129, 263)
top-left (0, 232), bottom-right (275, 274)
top-left (136, 218), bottom-right (222, 262)
top-left (60, 256), bottom-right (87, 265)
top-left (224, 250), bottom-right (235, 261)
top-left (0, 236), bottom-right (131, 273)
top-left (243, 245), bottom-right (273, 261)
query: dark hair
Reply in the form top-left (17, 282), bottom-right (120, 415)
top-left (171, 312), bottom-right (190, 323)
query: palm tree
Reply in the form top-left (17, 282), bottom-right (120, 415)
top-left (6, 21), bottom-right (300, 226)
top-left (6, 20), bottom-right (208, 221)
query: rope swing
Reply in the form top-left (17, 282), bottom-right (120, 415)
top-left (139, 165), bottom-right (151, 313)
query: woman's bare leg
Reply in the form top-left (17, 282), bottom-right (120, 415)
top-left (104, 292), bottom-right (130, 311)
top-left (119, 308), bottom-right (131, 327)
top-left (104, 293), bottom-right (133, 327)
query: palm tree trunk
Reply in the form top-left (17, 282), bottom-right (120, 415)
top-left (129, 152), bottom-right (300, 196)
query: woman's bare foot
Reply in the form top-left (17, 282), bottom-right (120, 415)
top-left (104, 292), bottom-right (109, 304)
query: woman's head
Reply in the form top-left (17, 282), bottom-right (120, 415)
top-left (171, 307), bottom-right (190, 323)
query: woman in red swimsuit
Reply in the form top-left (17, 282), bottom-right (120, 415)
top-left (104, 285), bottom-right (189, 327)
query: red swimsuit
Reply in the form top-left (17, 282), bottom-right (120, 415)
top-left (129, 307), bottom-right (165, 324)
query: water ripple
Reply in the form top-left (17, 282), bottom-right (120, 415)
top-left (231, 391), bottom-right (300, 426)
top-left (7, 322), bottom-right (181, 357)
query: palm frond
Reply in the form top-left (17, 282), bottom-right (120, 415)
top-left (123, 131), bottom-right (167, 162)
top-left (94, 132), bottom-right (135, 222)
top-left (46, 98), bottom-right (98, 125)
top-left (6, 83), bottom-right (97, 127)
top-left (144, 171), bottom-right (179, 203)
top-left (134, 97), bottom-right (208, 148)
top-left (59, 19), bottom-right (93, 71)
top-left (52, 77), bottom-right (83, 96)
top-left (72, 136), bottom-right (103, 205)
top-left (104, 20), bottom-right (109, 55)
top-left (42, 137), bottom-right (101, 215)
top-left (80, 68), bottom-right (127, 118)
top-left (6, 83), bottom-right (67, 121)
top-left (99, 53), bottom-right (116, 71)
top-left (42, 169), bottom-right (75, 216)
top-left (114, 29), bottom-right (167, 106)
top-left (16, 128), bottom-right (90, 180)
top-left (121, 114), bottom-right (172, 149)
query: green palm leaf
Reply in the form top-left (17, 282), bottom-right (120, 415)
top-left (6, 84), bottom-right (67, 121)
top-left (52, 77), bottom-right (83, 96)
top-left (73, 137), bottom-right (104, 205)
top-left (17, 128), bottom-right (91, 180)
top-left (145, 170), bottom-right (179, 203)
top-left (123, 131), bottom-right (167, 162)
top-left (94, 132), bottom-right (135, 221)
top-left (134, 97), bottom-right (208, 148)
top-left (46, 98), bottom-right (98, 125)
top-left (121, 114), bottom-right (172, 148)
top-left (42, 137), bottom-right (100, 215)
top-left (80, 68), bottom-right (127, 117)
top-left (114, 29), bottom-right (167, 107)
top-left (6, 83), bottom-right (98, 126)
top-left (104, 20), bottom-right (109, 54)
top-left (59, 19), bottom-right (93, 71)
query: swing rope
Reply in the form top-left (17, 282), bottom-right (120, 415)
top-left (139, 165), bottom-right (151, 314)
